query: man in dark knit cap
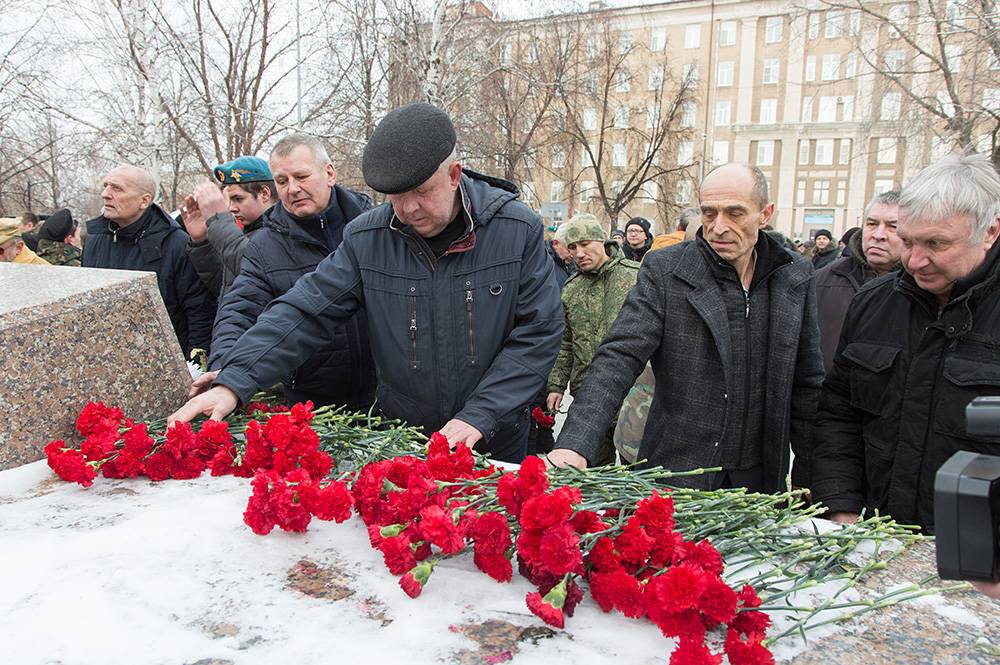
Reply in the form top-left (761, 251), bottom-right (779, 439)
top-left (622, 216), bottom-right (653, 261)
top-left (811, 228), bottom-right (839, 269)
top-left (170, 102), bottom-right (563, 463)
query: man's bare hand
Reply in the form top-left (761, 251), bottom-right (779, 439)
top-left (827, 511), bottom-right (860, 525)
top-left (188, 370), bottom-right (220, 398)
top-left (192, 181), bottom-right (229, 221)
top-left (438, 418), bottom-right (483, 447)
top-left (168, 385), bottom-right (238, 426)
top-left (545, 392), bottom-right (563, 413)
top-left (972, 580), bottom-right (1000, 600)
top-left (181, 193), bottom-right (207, 242)
top-left (544, 448), bottom-right (588, 470)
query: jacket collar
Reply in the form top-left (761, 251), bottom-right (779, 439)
top-left (682, 228), bottom-right (795, 290)
top-left (267, 185), bottom-right (368, 245)
top-left (86, 205), bottom-right (176, 247)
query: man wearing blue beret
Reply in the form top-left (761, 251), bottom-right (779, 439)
top-left (171, 103), bottom-right (563, 463)
top-left (182, 156), bottom-right (276, 298)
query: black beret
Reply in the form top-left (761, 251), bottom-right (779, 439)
top-left (626, 217), bottom-right (651, 234)
top-left (362, 102), bottom-right (457, 195)
top-left (38, 208), bottom-right (75, 241)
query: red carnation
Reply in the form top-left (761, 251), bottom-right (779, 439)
top-left (644, 562), bottom-right (709, 615)
top-left (44, 441), bottom-right (98, 487)
top-left (525, 588), bottom-right (565, 629)
top-left (101, 452), bottom-right (145, 479)
top-left (729, 610), bottom-right (771, 636)
top-left (143, 450), bottom-right (175, 481)
top-left (614, 521), bottom-right (656, 565)
top-left (474, 549), bottom-right (513, 583)
top-left (303, 480), bottom-right (353, 522)
top-left (589, 570), bottom-right (645, 618)
top-left (122, 423), bottom-right (154, 458)
top-left (531, 407), bottom-right (556, 429)
top-left (570, 509), bottom-right (607, 534)
top-left (634, 490), bottom-right (675, 535)
top-left (648, 608), bottom-right (707, 642)
top-left (519, 491), bottom-right (575, 531)
top-left (538, 522), bottom-right (583, 576)
top-left (724, 630), bottom-right (774, 665)
top-left (697, 576), bottom-right (739, 626)
top-left (75, 401), bottom-right (123, 438)
top-left (669, 637), bottom-right (722, 665)
top-left (418, 505), bottom-right (466, 554)
top-left (472, 512), bottom-right (512, 556)
top-left (289, 400), bottom-right (316, 423)
top-left (379, 534), bottom-right (418, 575)
top-left (737, 584), bottom-right (762, 609)
top-left (587, 536), bottom-right (623, 573)
top-left (80, 431), bottom-right (118, 463)
top-left (399, 560), bottom-right (434, 598)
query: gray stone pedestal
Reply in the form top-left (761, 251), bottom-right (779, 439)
top-left (0, 263), bottom-right (190, 469)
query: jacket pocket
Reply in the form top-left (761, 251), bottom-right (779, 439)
top-left (453, 258), bottom-right (520, 368)
top-left (842, 341), bottom-right (901, 416)
top-left (933, 355), bottom-right (1000, 447)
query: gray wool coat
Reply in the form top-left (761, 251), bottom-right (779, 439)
top-left (556, 235), bottom-right (824, 493)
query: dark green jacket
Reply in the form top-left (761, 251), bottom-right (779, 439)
top-left (35, 239), bottom-right (81, 266)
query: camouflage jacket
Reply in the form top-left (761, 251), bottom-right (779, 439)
top-left (35, 239), bottom-right (81, 266)
top-left (546, 248), bottom-right (640, 396)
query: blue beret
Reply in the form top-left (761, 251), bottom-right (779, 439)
top-left (214, 156), bottom-right (272, 185)
top-left (362, 102), bottom-right (457, 195)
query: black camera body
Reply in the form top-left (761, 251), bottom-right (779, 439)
top-left (934, 397), bottom-right (1000, 582)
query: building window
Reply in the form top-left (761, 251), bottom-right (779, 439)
top-left (818, 96), bottom-right (838, 122)
top-left (839, 139), bottom-right (851, 164)
top-left (944, 44), bottom-right (962, 73)
top-left (799, 140), bottom-right (810, 165)
top-left (500, 42), bottom-right (512, 66)
top-left (685, 24), bottom-right (701, 49)
top-left (884, 50), bottom-right (905, 73)
top-left (762, 59), bottom-right (780, 84)
top-left (712, 140), bottom-right (730, 165)
top-left (614, 105), bottom-right (630, 128)
top-left (842, 96), bottom-right (855, 121)
top-left (585, 71), bottom-right (598, 94)
top-left (646, 142), bottom-right (660, 166)
top-left (619, 31), bottom-right (633, 54)
top-left (850, 10), bottom-right (862, 35)
top-left (759, 99), bottom-right (777, 124)
top-left (641, 180), bottom-right (659, 201)
top-left (719, 21), bottom-right (736, 46)
top-left (813, 180), bottom-right (830, 205)
top-left (845, 53), bottom-right (857, 78)
top-left (526, 39), bottom-right (539, 63)
top-left (989, 51), bottom-right (1000, 70)
top-left (714, 101), bottom-right (732, 126)
top-left (765, 17), bottom-right (783, 43)
top-left (821, 54), bottom-right (841, 80)
top-left (836, 180), bottom-right (847, 206)
top-left (887, 5), bottom-right (909, 38)
top-left (650, 27), bottom-right (666, 52)
top-left (717, 61), bottom-right (734, 87)
top-left (880, 92), bottom-right (901, 120)
top-left (586, 33), bottom-right (600, 58)
top-left (579, 180), bottom-right (594, 203)
top-left (611, 180), bottom-right (625, 197)
top-left (680, 102), bottom-right (696, 128)
top-left (550, 180), bottom-right (564, 202)
top-left (616, 69), bottom-right (631, 92)
top-left (581, 145), bottom-right (594, 168)
top-left (646, 102), bottom-right (660, 129)
top-left (551, 150), bottom-right (566, 168)
top-left (984, 88), bottom-right (1000, 111)
top-left (583, 108), bottom-right (598, 131)
top-left (613, 143), bottom-right (627, 167)
top-left (874, 179), bottom-right (895, 194)
top-left (756, 140), bottom-right (775, 166)
top-left (805, 55), bottom-right (816, 82)
top-left (945, 0), bottom-right (965, 25)
top-left (802, 96), bottom-right (814, 122)
top-left (682, 63), bottom-right (699, 82)
top-left (648, 65), bottom-right (664, 90)
top-left (825, 10), bottom-right (844, 38)
top-left (797, 180), bottom-right (806, 205)
top-left (815, 139), bottom-right (834, 165)
top-left (523, 151), bottom-right (536, 169)
top-left (808, 13), bottom-right (820, 39)
top-left (877, 137), bottom-right (898, 163)
top-left (675, 180), bottom-right (692, 205)
top-left (677, 140), bottom-right (694, 165)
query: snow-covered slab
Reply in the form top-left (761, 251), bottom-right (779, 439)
top-left (1, 461), bottom-right (997, 664)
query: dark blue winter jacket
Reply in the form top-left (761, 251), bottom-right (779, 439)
top-left (82, 205), bottom-right (216, 357)
top-left (209, 185), bottom-right (377, 410)
top-left (214, 170), bottom-right (564, 461)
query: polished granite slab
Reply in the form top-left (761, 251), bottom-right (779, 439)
top-left (0, 263), bottom-right (190, 470)
top-left (0, 460), bottom-right (996, 664)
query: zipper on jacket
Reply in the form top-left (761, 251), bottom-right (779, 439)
top-left (743, 287), bottom-right (750, 318)
top-left (466, 289), bottom-right (476, 365)
top-left (409, 295), bottom-right (418, 369)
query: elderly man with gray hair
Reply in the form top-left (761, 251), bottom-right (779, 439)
top-left (82, 165), bottom-right (216, 357)
top-left (811, 152), bottom-right (1000, 533)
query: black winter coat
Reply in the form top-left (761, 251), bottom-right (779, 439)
top-left (556, 231), bottom-right (824, 493)
top-left (209, 186), bottom-right (376, 410)
top-left (811, 242), bottom-right (1000, 532)
top-left (187, 212), bottom-right (266, 298)
top-left (82, 205), bottom-right (216, 357)
top-left (812, 246), bottom-right (839, 270)
top-left (213, 170), bottom-right (564, 463)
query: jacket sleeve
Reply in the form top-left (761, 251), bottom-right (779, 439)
top-left (207, 237), bottom-right (277, 370)
top-left (809, 300), bottom-right (866, 514)
top-left (213, 235), bottom-right (365, 404)
top-left (545, 298), bottom-right (574, 395)
top-left (174, 239), bottom-right (217, 356)
top-left (554, 252), bottom-right (666, 464)
top-left (186, 240), bottom-right (223, 297)
top-left (788, 273), bottom-right (825, 489)
top-left (454, 220), bottom-right (564, 441)
top-left (205, 212), bottom-right (249, 292)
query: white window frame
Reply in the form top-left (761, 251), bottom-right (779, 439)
top-left (765, 17), bottom-right (783, 43)
top-left (759, 99), bottom-right (777, 124)
top-left (684, 24), bottom-right (701, 49)
top-left (714, 101), bottom-right (732, 126)
top-left (799, 140), bottom-right (811, 165)
top-left (719, 21), bottom-right (736, 46)
top-left (877, 137), bottom-right (898, 164)
top-left (550, 180), bottom-right (564, 202)
top-left (613, 143), bottom-right (627, 167)
top-left (717, 61), bottom-right (734, 87)
top-left (648, 65), bottom-right (664, 90)
top-left (614, 105), bottom-right (630, 129)
top-left (680, 102), bottom-right (696, 128)
top-left (815, 139), bottom-right (834, 165)
top-left (805, 55), bottom-right (816, 82)
top-left (583, 108), bottom-right (598, 131)
top-left (826, 10), bottom-right (844, 38)
top-left (762, 59), bottom-right (780, 84)
top-left (821, 54), bottom-right (841, 80)
top-left (712, 140), bottom-right (730, 165)
top-left (756, 140), bottom-right (775, 166)
top-left (677, 140), bottom-right (694, 165)
top-left (818, 96), bottom-right (838, 122)
top-left (880, 92), bottom-right (901, 120)
top-left (650, 27), bottom-right (666, 52)
top-left (839, 139), bottom-right (851, 164)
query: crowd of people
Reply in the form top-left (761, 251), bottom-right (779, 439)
top-left (5, 102), bottom-right (1000, 544)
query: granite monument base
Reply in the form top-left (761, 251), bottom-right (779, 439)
top-left (0, 263), bottom-right (191, 470)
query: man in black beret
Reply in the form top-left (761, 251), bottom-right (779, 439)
top-left (35, 209), bottom-right (82, 266)
top-left (170, 102), bottom-right (564, 463)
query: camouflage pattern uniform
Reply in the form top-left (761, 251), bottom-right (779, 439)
top-left (35, 239), bottom-right (82, 266)
top-left (546, 215), bottom-right (639, 465)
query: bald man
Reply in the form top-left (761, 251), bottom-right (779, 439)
top-left (549, 163), bottom-right (823, 494)
top-left (82, 165), bottom-right (216, 357)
